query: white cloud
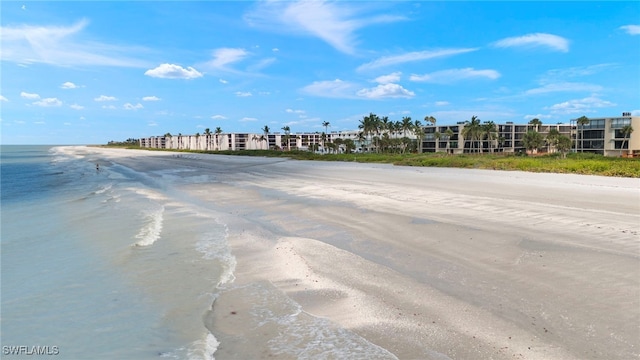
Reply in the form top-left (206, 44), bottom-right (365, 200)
top-left (245, 1), bottom-right (405, 55)
top-left (145, 63), bottom-right (203, 79)
top-left (356, 83), bottom-right (415, 99)
top-left (34, 121), bottom-right (46, 125)
top-left (358, 48), bottom-right (478, 71)
top-left (123, 103), bottom-right (143, 110)
top-left (272, 48), bottom-right (279, 52)
top-left (102, 105), bottom-right (116, 109)
top-left (206, 48), bottom-right (249, 69)
top-left (374, 72), bottom-right (401, 84)
top-left (619, 25), bottom-right (640, 35)
top-left (60, 81), bottom-right (79, 89)
top-left (1, 19), bottom-right (150, 67)
top-left (20, 91), bottom-right (40, 99)
top-left (546, 96), bottom-right (616, 114)
top-left (63, 122), bottom-right (71, 126)
top-left (247, 57), bottom-right (276, 72)
top-left (148, 121), bottom-right (157, 127)
top-left (70, 104), bottom-right (84, 110)
top-left (94, 95), bottom-right (116, 101)
top-left (435, 101), bottom-right (449, 106)
top-left (301, 79), bottom-right (359, 99)
top-left (286, 108), bottom-right (306, 114)
top-left (33, 98), bottom-right (62, 107)
top-left (240, 117), bottom-right (258, 122)
top-left (211, 115), bottom-right (227, 119)
top-left (219, 79), bottom-right (228, 84)
top-left (0, 95), bottom-right (8, 101)
top-left (492, 33), bottom-right (569, 52)
top-left (142, 96), bottom-right (160, 101)
top-left (525, 82), bottom-right (603, 95)
top-left (631, 110), bottom-right (640, 116)
top-left (410, 68), bottom-right (500, 83)
top-left (235, 91), bottom-right (252, 97)
top-left (541, 63), bottom-right (615, 81)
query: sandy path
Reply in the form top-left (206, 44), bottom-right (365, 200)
top-left (88, 148), bottom-right (640, 359)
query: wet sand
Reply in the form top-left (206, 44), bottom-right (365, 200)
top-left (90, 147), bottom-right (640, 359)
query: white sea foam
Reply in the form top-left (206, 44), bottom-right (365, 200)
top-left (134, 206), bottom-right (164, 246)
top-left (195, 228), bottom-right (236, 286)
top-left (187, 333), bottom-right (219, 360)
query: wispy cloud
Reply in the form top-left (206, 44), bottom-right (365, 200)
top-left (33, 98), bottom-right (62, 107)
top-left (525, 82), bottom-right (602, 95)
top-left (492, 33), bottom-right (569, 52)
top-left (0, 95), bottom-right (8, 102)
top-left (0, 19), bottom-right (151, 67)
top-left (206, 48), bottom-right (249, 70)
top-left (245, 1), bottom-right (405, 55)
top-left (239, 117), bottom-right (258, 122)
top-left (145, 64), bottom-right (202, 79)
top-left (619, 25), bottom-right (640, 35)
top-left (301, 79), bottom-right (360, 99)
top-left (211, 115), bottom-right (227, 120)
top-left (102, 105), bottom-right (116, 110)
top-left (123, 103), bottom-right (143, 110)
top-left (61, 81), bottom-right (79, 89)
top-left (70, 104), bottom-right (84, 110)
top-left (235, 91), bottom-right (252, 97)
top-left (94, 95), bottom-right (116, 101)
top-left (410, 68), bottom-right (500, 83)
top-left (358, 48), bottom-right (478, 71)
top-left (374, 72), bottom-right (401, 84)
top-left (356, 83), bottom-right (414, 99)
top-left (20, 92), bottom-right (40, 99)
top-left (541, 63), bottom-right (615, 81)
top-left (142, 96), bottom-right (160, 101)
top-left (546, 96), bottom-right (616, 114)
top-left (434, 101), bottom-right (449, 106)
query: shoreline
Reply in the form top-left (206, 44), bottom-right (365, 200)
top-left (80, 146), bottom-right (640, 359)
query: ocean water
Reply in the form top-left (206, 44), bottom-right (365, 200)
top-left (1, 145), bottom-right (231, 359)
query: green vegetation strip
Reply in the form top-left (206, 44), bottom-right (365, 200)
top-left (100, 145), bottom-right (640, 178)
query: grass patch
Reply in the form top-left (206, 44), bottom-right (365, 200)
top-left (98, 145), bottom-right (640, 178)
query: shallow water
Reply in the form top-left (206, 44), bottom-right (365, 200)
top-left (1, 146), bottom-right (231, 359)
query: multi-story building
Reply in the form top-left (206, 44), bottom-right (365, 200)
top-left (139, 113), bottom-right (638, 157)
top-left (571, 113), bottom-right (639, 157)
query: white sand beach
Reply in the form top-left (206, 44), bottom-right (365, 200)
top-left (87, 147), bottom-right (640, 359)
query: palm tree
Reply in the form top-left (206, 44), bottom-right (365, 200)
top-left (620, 125), bottom-right (634, 156)
top-left (358, 113), bottom-right (379, 153)
top-left (576, 116), bottom-right (590, 152)
top-left (528, 118), bottom-right (542, 132)
top-left (281, 126), bottom-right (291, 151)
top-left (401, 117), bottom-right (413, 137)
top-left (343, 138), bottom-right (356, 154)
top-left (434, 131), bottom-right (441, 152)
top-left (259, 135), bottom-right (267, 150)
top-left (482, 121), bottom-right (497, 154)
top-left (556, 135), bottom-right (572, 158)
top-left (333, 137), bottom-right (344, 154)
top-left (522, 130), bottom-right (544, 155)
top-left (445, 128), bottom-right (454, 154)
top-left (412, 119), bottom-right (423, 153)
top-left (461, 116), bottom-right (481, 153)
top-left (251, 134), bottom-right (259, 150)
top-left (262, 125), bottom-right (270, 149)
top-left (214, 127), bottom-right (223, 150)
top-left (204, 128), bottom-right (212, 151)
top-left (424, 115), bottom-right (436, 127)
top-left (546, 128), bottom-right (561, 153)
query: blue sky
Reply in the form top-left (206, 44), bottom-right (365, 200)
top-left (1, 1), bottom-right (639, 145)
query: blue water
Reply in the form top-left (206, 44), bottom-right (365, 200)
top-left (1, 146), bottom-right (230, 359)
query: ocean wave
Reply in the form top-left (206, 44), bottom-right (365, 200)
top-left (134, 206), bottom-right (164, 247)
top-left (195, 228), bottom-right (236, 287)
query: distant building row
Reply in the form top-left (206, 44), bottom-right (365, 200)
top-left (139, 114), bottom-right (639, 157)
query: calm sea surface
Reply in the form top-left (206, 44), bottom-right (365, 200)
top-left (1, 145), bottom-right (230, 359)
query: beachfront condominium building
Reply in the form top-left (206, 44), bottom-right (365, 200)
top-left (139, 113), bottom-right (639, 157)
